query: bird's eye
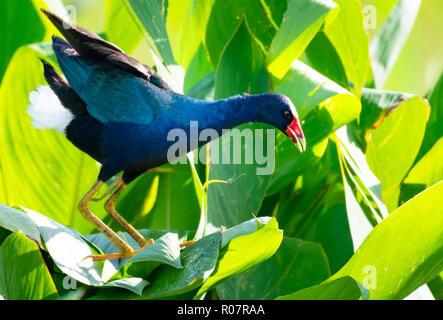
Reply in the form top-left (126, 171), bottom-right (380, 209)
top-left (283, 111), bottom-right (292, 119)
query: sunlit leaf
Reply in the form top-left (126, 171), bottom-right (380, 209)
top-left (197, 218), bottom-right (283, 296)
top-left (324, 0), bottom-right (370, 92)
top-left (366, 97), bottom-right (430, 211)
top-left (216, 237), bottom-right (329, 299)
top-left (0, 231), bottom-right (58, 300)
top-left (370, 0), bottom-right (422, 89)
top-left (268, 0), bottom-right (338, 78)
top-left (277, 276), bottom-right (368, 300)
top-left (330, 182), bottom-right (443, 300)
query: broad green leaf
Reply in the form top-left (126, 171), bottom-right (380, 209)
top-left (0, 1), bottom-right (44, 81)
top-left (274, 60), bottom-right (357, 120)
top-left (112, 164), bottom-right (200, 232)
top-left (205, 0), bottom-right (279, 67)
top-left (127, 0), bottom-right (176, 65)
top-left (219, 216), bottom-right (271, 248)
top-left (0, 231), bottom-right (58, 300)
top-left (359, 88), bottom-right (412, 135)
top-left (370, 0), bottom-right (422, 89)
top-left (277, 276), bottom-right (369, 300)
top-left (268, 0), bottom-right (338, 78)
top-left (183, 44), bottom-right (214, 95)
top-left (428, 271), bottom-right (443, 300)
top-left (0, 204), bottom-right (41, 244)
top-left (312, 204), bottom-right (353, 274)
top-left (366, 97), bottom-right (430, 211)
top-left (0, 44), bottom-right (104, 234)
top-left (304, 31), bottom-right (348, 89)
top-left (89, 232), bottom-right (184, 282)
top-left (401, 137), bottom-right (443, 204)
top-left (0, 205), bottom-right (184, 295)
top-left (216, 237), bottom-right (330, 299)
top-left (214, 18), bottom-right (269, 99)
top-left (105, 0), bottom-right (143, 53)
top-left (0, 0), bottom-right (68, 81)
top-left (197, 218), bottom-right (283, 296)
top-left (417, 72), bottom-right (443, 160)
top-left (324, 0), bottom-right (370, 92)
top-left (330, 182), bottom-right (443, 300)
top-left (166, 0), bottom-right (203, 69)
top-left (142, 232), bottom-right (222, 299)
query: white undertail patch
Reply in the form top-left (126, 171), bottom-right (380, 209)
top-left (27, 85), bottom-right (74, 134)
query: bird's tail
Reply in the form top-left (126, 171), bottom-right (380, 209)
top-left (27, 85), bottom-right (74, 135)
top-left (27, 59), bottom-right (85, 134)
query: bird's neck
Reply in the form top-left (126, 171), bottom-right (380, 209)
top-left (197, 94), bottom-right (269, 132)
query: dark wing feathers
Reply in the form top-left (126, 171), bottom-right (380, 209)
top-left (43, 9), bottom-right (174, 125)
top-left (41, 9), bottom-right (171, 91)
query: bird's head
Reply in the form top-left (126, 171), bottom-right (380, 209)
top-left (259, 93), bottom-right (306, 152)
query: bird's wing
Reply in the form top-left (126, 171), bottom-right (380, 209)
top-left (83, 67), bottom-right (172, 124)
top-left (53, 37), bottom-right (173, 125)
top-left (41, 9), bottom-right (172, 91)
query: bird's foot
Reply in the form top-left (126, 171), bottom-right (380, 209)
top-left (179, 240), bottom-right (196, 248)
top-left (82, 238), bottom-right (155, 261)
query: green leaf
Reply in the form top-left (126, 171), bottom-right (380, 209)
top-left (268, 0), bottom-right (338, 78)
top-left (312, 204), bottom-right (354, 274)
top-left (365, 97), bottom-right (430, 211)
top-left (0, 205), bottom-right (184, 295)
top-left (417, 72), bottom-right (443, 160)
top-left (166, 0), bottom-right (204, 69)
top-left (0, 44), bottom-right (104, 234)
top-left (323, 0), bottom-right (370, 92)
top-left (183, 43), bottom-right (214, 95)
top-left (401, 137), bottom-right (443, 204)
top-left (370, 0), bottom-right (422, 89)
top-left (0, 231), bottom-right (58, 300)
top-left (104, 0), bottom-right (143, 53)
top-left (205, 0), bottom-right (278, 67)
top-left (330, 182), bottom-right (443, 300)
top-left (196, 218), bottom-right (283, 296)
top-left (277, 276), bottom-right (369, 300)
top-left (304, 31), bottom-right (349, 89)
top-left (127, 0), bottom-right (176, 65)
top-left (214, 18), bottom-right (268, 99)
top-left (113, 164), bottom-right (200, 232)
top-left (0, 0), bottom-right (44, 81)
top-left (358, 88), bottom-right (413, 141)
top-left (216, 237), bottom-right (330, 299)
top-left (142, 232), bottom-right (222, 299)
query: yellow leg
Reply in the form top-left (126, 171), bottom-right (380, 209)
top-left (91, 176), bottom-right (122, 202)
top-left (78, 181), bottom-right (137, 261)
top-left (104, 181), bottom-right (153, 248)
top-left (179, 240), bottom-right (196, 248)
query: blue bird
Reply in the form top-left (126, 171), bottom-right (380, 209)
top-left (28, 9), bottom-right (306, 261)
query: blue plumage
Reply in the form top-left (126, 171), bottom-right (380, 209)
top-left (40, 10), bottom-right (306, 184)
top-left (31, 9), bottom-right (307, 261)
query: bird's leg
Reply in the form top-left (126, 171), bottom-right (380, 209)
top-left (91, 176), bottom-right (122, 202)
top-left (104, 180), bottom-right (154, 249)
top-left (78, 181), bottom-right (137, 261)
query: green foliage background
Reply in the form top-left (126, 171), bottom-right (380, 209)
top-left (0, 0), bottom-right (442, 300)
